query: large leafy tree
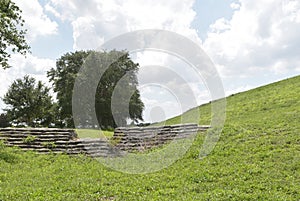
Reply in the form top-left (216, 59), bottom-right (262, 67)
top-left (47, 50), bottom-right (144, 129)
top-left (3, 75), bottom-right (54, 127)
top-left (0, 0), bottom-right (30, 69)
top-left (47, 51), bottom-right (90, 127)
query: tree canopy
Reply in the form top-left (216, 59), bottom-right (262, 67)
top-left (48, 50), bottom-right (144, 129)
top-left (3, 75), bottom-right (54, 127)
top-left (0, 113), bottom-right (10, 128)
top-left (47, 51), bottom-right (89, 127)
top-left (0, 0), bottom-right (30, 69)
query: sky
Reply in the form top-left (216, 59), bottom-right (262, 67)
top-left (1, 0), bottom-right (300, 123)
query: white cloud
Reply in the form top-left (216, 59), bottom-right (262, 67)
top-left (48, 0), bottom-right (200, 50)
top-left (230, 2), bottom-right (241, 10)
top-left (209, 18), bottom-right (231, 33)
top-left (8, 54), bottom-right (55, 76)
top-left (71, 17), bottom-right (105, 50)
top-left (225, 85), bottom-right (252, 96)
top-left (44, 3), bottom-right (61, 19)
top-left (203, 0), bottom-right (300, 79)
top-left (134, 50), bottom-right (209, 122)
top-left (14, 0), bottom-right (58, 41)
top-left (139, 86), bottom-right (182, 123)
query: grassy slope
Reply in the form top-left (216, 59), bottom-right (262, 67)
top-left (0, 76), bottom-right (299, 200)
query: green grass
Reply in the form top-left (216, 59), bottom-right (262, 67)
top-left (75, 129), bottom-right (114, 139)
top-left (0, 75), bottom-right (300, 200)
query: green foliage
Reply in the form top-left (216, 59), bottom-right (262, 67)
top-left (0, 113), bottom-right (10, 128)
top-left (0, 141), bottom-right (19, 163)
top-left (41, 142), bottom-right (56, 149)
top-left (47, 51), bottom-right (90, 128)
top-left (23, 135), bottom-right (36, 144)
top-left (0, 75), bottom-right (299, 200)
top-left (0, 140), bottom-right (4, 149)
top-left (47, 50), bottom-right (144, 129)
top-left (0, 0), bottom-right (30, 69)
top-left (3, 75), bottom-right (54, 127)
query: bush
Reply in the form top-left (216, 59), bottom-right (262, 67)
top-left (41, 142), bottom-right (56, 149)
top-left (23, 135), bottom-right (36, 144)
top-left (0, 140), bottom-right (18, 163)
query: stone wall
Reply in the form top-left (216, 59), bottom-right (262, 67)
top-left (0, 124), bottom-right (210, 156)
top-left (112, 124), bottom-right (209, 151)
top-left (0, 128), bottom-right (78, 154)
top-left (0, 128), bottom-right (120, 157)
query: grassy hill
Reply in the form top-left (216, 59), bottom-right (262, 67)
top-left (0, 75), bottom-right (299, 200)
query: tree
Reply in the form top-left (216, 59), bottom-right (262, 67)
top-left (47, 50), bottom-right (144, 128)
top-left (3, 75), bottom-right (53, 127)
top-left (0, 113), bottom-right (10, 128)
top-left (0, 0), bottom-right (30, 69)
top-left (47, 51), bottom-right (90, 127)
top-left (94, 51), bottom-right (144, 128)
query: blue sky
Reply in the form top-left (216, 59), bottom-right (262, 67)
top-left (193, 0), bottom-right (237, 39)
top-left (1, 0), bottom-right (300, 123)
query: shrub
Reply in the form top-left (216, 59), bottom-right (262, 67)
top-left (41, 142), bottom-right (56, 149)
top-left (23, 135), bottom-right (36, 144)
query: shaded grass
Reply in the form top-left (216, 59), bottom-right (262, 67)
top-left (0, 75), bottom-right (299, 200)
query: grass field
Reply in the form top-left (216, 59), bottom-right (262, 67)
top-left (75, 129), bottom-right (114, 139)
top-left (0, 75), bottom-right (299, 200)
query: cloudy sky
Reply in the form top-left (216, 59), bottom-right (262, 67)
top-left (1, 0), bottom-right (300, 123)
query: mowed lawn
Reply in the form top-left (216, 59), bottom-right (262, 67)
top-left (75, 129), bottom-right (114, 139)
top-left (0, 75), bottom-right (299, 200)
